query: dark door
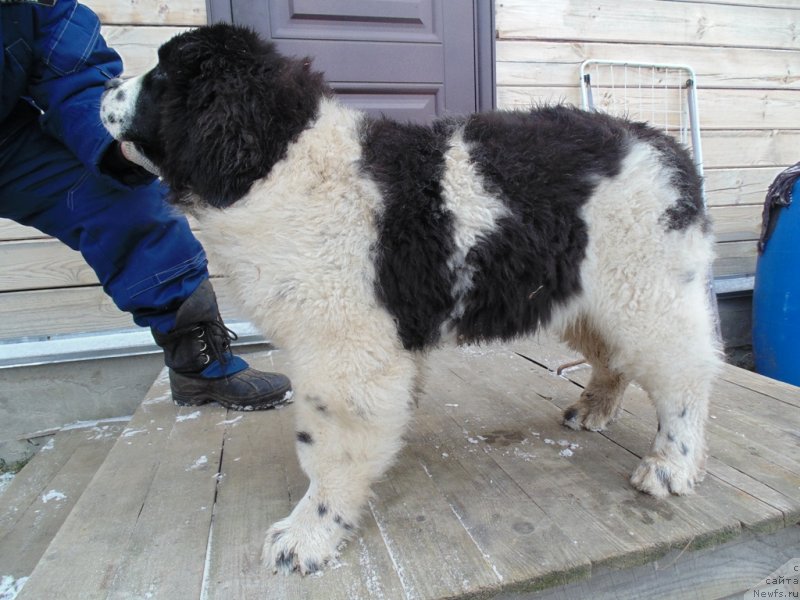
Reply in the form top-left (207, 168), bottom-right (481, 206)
top-left (208, 0), bottom-right (495, 122)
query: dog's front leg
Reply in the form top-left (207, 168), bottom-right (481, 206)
top-left (264, 348), bottom-right (416, 575)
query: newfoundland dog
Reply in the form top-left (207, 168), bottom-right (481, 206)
top-left (100, 24), bottom-right (720, 575)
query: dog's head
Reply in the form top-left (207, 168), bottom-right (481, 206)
top-left (101, 24), bottom-right (327, 208)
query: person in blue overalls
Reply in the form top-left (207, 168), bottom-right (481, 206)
top-left (0, 0), bottom-right (292, 410)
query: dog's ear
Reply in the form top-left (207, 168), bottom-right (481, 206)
top-left (159, 26), bottom-right (327, 208)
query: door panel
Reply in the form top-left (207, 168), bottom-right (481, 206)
top-left (270, 0), bottom-right (440, 43)
top-left (221, 0), bottom-right (492, 122)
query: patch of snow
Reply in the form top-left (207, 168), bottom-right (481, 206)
top-left (512, 448), bottom-right (537, 461)
top-left (39, 438), bottom-right (55, 452)
top-left (0, 575), bottom-right (28, 600)
top-left (444, 403), bottom-right (459, 407)
top-left (143, 392), bottom-right (171, 406)
top-left (61, 416), bottom-right (131, 431)
top-left (176, 411), bottom-right (202, 422)
top-left (368, 500), bottom-right (418, 600)
top-left (544, 438), bottom-right (554, 445)
top-left (357, 537), bottom-right (385, 600)
top-left (559, 448), bottom-right (574, 457)
top-left (122, 428), bottom-right (147, 438)
top-left (41, 490), bottom-right (66, 503)
top-left (0, 473), bottom-right (15, 497)
top-left (187, 456), bottom-right (209, 471)
top-left (217, 416), bottom-right (243, 426)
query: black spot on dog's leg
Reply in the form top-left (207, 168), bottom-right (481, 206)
top-left (667, 432), bottom-right (676, 442)
top-left (317, 503), bottom-right (328, 517)
top-left (276, 550), bottom-right (296, 572)
top-left (680, 442), bottom-right (690, 456)
top-left (304, 560), bottom-right (321, 574)
top-left (296, 431), bottom-right (313, 444)
top-left (333, 514), bottom-right (354, 531)
top-left (305, 395), bottom-right (328, 413)
top-left (680, 405), bottom-right (688, 418)
top-left (656, 466), bottom-right (673, 494)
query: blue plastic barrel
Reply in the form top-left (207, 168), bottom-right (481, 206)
top-left (753, 178), bottom-right (800, 385)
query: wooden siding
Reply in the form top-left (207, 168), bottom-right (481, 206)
top-left (495, 0), bottom-right (800, 281)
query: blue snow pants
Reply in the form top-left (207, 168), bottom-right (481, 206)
top-left (0, 107), bottom-right (209, 334)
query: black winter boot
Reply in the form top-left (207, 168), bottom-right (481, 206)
top-left (152, 280), bottom-right (292, 410)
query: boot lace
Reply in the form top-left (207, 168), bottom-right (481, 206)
top-left (165, 320), bottom-right (239, 367)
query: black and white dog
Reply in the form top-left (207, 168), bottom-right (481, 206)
top-left (101, 24), bottom-right (720, 575)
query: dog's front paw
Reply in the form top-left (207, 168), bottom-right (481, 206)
top-left (630, 453), bottom-right (702, 498)
top-left (263, 499), bottom-right (355, 575)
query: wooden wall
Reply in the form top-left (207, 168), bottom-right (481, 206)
top-left (495, 0), bottom-right (800, 282)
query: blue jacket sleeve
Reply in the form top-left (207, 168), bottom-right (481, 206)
top-left (26, 0), bottom-right (153, 188)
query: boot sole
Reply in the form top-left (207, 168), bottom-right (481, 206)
top-left (171, 384), bottom-right (293, 411)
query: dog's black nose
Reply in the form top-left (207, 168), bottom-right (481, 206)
top-left (105, 78), bottom-right (123, 90)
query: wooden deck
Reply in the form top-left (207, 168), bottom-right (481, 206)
top-left (2, 337), bottom-right (799, 599)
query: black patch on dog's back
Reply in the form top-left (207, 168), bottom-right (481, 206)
top-left (625, 122), bottom-right (707, 233)
top-left (454, 106), bottom-right (628, 341)
top-left (360, 117), bottom-right (463, 350)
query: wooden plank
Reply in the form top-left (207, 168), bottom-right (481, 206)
top-left (86, 0), bottom-right (205, 26)
top-left (520, 525), bottom-right (800, 600)
top-left (0, 239), bottom-right (99, 292)
top-left (709, 204), bottom-right (761, 243)
top-left (0, 236), bottom-right (220, 292)
top-left (365, 442), bottom-right (505, 597)
top-left (0, 280), bottom-right (249, 341)
top-left (102, 26), bottom-right (193, 76)
top-left (704, 167), bottom-right (781, 206)
top-left (0, 286), bottom-right (134, 339)
top-left (206, 351), bottom-right (408, 600)
top-left (0, 434), bottom-right (85, 541)
top-left (667, 0), bottom-right (800, 10)
top-left (720, 363), bottom-right (800, 409)
top-left (701, 131), bottom-right (800, 169)
top-left (496, 40), bottom-right (800, 90)
top-left (496, 86), bottom-right (800, 131)
top-left (496, 0), bottom-right (800, 50)
top-left (16, 372), bottom-right (216, 600)
top-left (0, 220), bottom-right (46, 242)
top-left (106, 407), bottom-right (227, 599)
top-left (0, 426), bottom-right (121, 580)
top-left (713, 241), bottom-right (757, 278)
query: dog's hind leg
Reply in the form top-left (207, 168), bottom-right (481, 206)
top-left (264, 341), bottom-right (417, 575)
top-left (610, 288), bottom-right (720, 498)
top-left (561, 318), bottom-right (630, 432)
top-left (628, 342), bottom-right (718, 497)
